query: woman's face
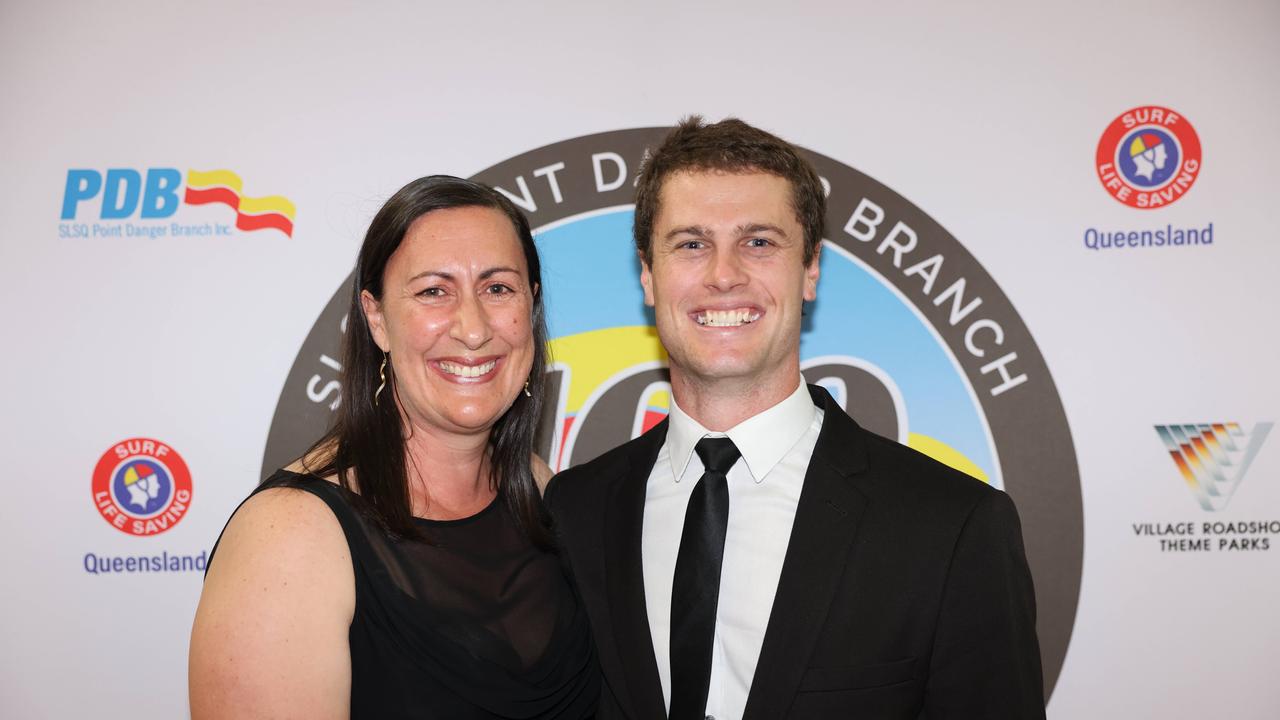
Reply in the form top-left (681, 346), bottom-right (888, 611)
top-left (361, 206), bottom-right (535, 439)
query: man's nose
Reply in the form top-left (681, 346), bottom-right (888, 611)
top-left (706, 245), bottom-right (748, 291)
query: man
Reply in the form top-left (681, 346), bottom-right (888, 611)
top-left (546, 117), bottom-right (1044, 719)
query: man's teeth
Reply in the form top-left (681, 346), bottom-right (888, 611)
top-left (438, 360), bottom-right (497, 378)
top-left (696, 309), bottom-right (760, 327)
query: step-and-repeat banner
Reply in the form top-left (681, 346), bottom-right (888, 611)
top-left (3, 2), bottom-right (1277, 717)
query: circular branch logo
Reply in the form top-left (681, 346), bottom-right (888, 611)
top-left (91, 438), bottom-right (192, 536)
top-left (263, 128), bottom-right (1082, 697)
top-left (1096, 105), bottom-right (1202, 209)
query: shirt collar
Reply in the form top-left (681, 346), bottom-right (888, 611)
top-left (667, 379), bottom-right (816, 484)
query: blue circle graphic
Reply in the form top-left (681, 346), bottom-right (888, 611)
top-left (1117, 127), bottom-right (1180, 188)
top-left (111, 459), bottom-right (173, 517)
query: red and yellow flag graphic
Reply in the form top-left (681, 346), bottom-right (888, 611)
top-left (183, 170), bottom-right (296, 237)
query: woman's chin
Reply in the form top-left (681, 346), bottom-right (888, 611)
top-left (425, 401), bottom-right (515, 436)
top-left (398, 378), bottom-right (522, 435)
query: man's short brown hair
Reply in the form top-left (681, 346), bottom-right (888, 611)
top-left (633, 116), bottom-right (826, 266)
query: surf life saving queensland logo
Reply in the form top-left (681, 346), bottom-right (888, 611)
top-left (261, 128), bottom-right (1083, 698)
top-left (86, 438), bottom-right (209, 577)
top-left (58, 168), bottom-right (295, 239)
top-left (1087, 105), bottom-right (1213, 252)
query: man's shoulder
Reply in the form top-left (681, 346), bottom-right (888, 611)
top-left (823, 420), bottom-right (1027, 560)
top-left (545, 425), bottom-right (662, 510)
top-left (838, 419), bottom-right (1002, 512)
top-left (810, 382), bottom-right (996, 508)
top-left (554, 431), bottom-right (648, 485)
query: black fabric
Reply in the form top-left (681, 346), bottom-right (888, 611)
top-left (207, 470), bottom-right (599, 719)
top-left (668, 438), bottom-right (739, 720)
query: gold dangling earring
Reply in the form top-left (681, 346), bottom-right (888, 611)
top-left (374, 353), bottom-right (388, 406)
top-left (523, 380), bottom-right (532, 398)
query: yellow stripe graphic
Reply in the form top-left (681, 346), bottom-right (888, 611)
top-left (239, 194), bottom-right (297, 220)
top-left (186, 169), bottom-right (243, 193)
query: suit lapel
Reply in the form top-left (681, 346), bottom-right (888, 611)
top-left (604, 419), bottom-right (669, 720)
top-left (742, 386), bottom-right (870, 720)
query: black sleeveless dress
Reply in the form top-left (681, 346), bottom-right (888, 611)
top-left (208, 470), bottom-right (599, 719)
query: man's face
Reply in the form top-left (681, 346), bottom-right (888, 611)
top-left (641, 170), bottom-right (819, 391)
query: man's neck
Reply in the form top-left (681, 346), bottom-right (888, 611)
top-left (670, 365), bottom-right (803, 432)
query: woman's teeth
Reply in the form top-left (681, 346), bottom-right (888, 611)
top-left (437, 360), bottom-right (496, 378)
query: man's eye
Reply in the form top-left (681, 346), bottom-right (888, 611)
top-left (679, 240), bottom-right (706, 250)
top-left (746, 237), bottom-right (772, 248)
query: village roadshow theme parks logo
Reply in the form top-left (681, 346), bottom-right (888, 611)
top-left (1157, 422), bottom-right (1273, 512)
top-left (263, 128), bottom-right (1083, 697)
top-left (1132, 422), bottom-right (1278, 554)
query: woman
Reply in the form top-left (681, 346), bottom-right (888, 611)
top-left (189, 176), bottom-right (598, 719)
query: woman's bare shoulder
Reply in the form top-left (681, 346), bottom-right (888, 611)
top-left (204, 483), bottom-right (352, 600)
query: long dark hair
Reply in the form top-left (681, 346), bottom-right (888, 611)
top-left (303, 175), bottom-right (552, 548)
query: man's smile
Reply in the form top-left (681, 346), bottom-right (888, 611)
top-left (692, 307), bottom-right (763, 327)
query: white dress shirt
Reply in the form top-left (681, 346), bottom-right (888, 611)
top-left (642, 379), bottom-right (824, 720)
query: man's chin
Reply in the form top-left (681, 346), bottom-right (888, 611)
top-left (673, 357), bottom-right (763, 385)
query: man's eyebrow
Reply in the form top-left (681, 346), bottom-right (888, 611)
top-left (664, 225), bottom-right (713, 242)
top-left (737, 223), bottom-right (788, 237)
top-left (663, 223), bottom-right (789, 242)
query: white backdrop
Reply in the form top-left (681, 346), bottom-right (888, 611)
top-left (3, 1), bottom-right (1278, 717)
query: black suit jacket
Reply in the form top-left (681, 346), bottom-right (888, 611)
top-left (546, 385), bottom-right (1045, 719)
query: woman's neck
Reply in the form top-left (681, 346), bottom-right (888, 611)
top-left (401, 421), bottom-right (496, 520)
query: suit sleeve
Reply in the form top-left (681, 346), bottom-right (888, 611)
top-left (922, 490), bottom-right (1046, 719)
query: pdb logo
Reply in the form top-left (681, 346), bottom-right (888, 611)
top-left (59, 168), bottom-right (295, 237)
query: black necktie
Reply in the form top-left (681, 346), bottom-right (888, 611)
top-left (669, 437), bottom-right (741, 720)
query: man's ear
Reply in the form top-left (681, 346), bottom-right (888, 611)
top-left (360, 289), bottom-right (390, 351)
top-left (803, 244), bottom-right (821, 302)
top-left (639, 253), bottom-right (656, 308)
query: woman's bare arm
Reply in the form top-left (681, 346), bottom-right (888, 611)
top-left (189, 488), bottom-right (354, 719)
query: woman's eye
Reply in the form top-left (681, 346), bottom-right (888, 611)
top-left (417, 287), bottom-right (445, 297)
top-left (486, 283), bottom-right (513, 295)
